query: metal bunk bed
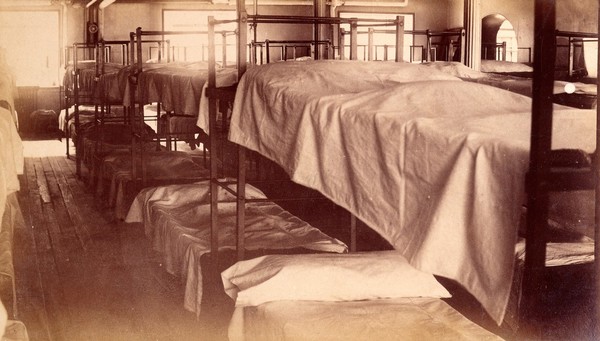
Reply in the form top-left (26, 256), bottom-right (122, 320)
top-left (337, 27), bottom-right (464, 63)
top-left (128, 27), bottom-right (237, 186)
top-left (520, 0), bottom-right (599, 339)
top-left (63, 40), bottom-right (136, 177)
top-left (206, 12), bottom-right (404, 263)
top-left (555, 29), bottom-right (598, 80)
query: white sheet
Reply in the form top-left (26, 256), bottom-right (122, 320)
top-left (480, 60), bottom-right (533, 73)
top-left (227, 60), bottom-right (597, 324)
top-left (229, 297), bottom-right (504, 341)
top-left (0, 107), bottom-right (23, 229)
top-left (196, 67), bottom-right (239, 133)
top-left (125, 181), bottom-right (347, 315)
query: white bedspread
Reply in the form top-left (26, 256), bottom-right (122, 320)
top-left (0, 107), bottom-right (23, 228)
top-left (227, 60), bottom-right (597, 324)
top-left (125, 181), bottom-right (347, 315)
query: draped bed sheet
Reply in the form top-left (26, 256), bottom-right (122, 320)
top-left (96, 150), bottom-right (209, 219)
top-left (94, 63), bottom-right (131, 103)
top-left (125, 181), bottom-right (348, 315)
top-left (125, 62), bottom-right (238, 117)
top-left (63, 61), bottom-right (125, 95)
top-left (0, 70), bottom-right (17, 125)
top-left (0, 107), bottom-right (23, 225)
top-left (226, 60), bottom-right (596, 324)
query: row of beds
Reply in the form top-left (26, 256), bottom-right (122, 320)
top-left (0, 54), bottom-right (30, 339)
top-left (60, 5), bottom-right (597, 340)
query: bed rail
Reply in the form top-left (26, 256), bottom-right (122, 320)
top-left (237, 12), bottom-right (404, 76)
top-left (250, 39), bottom-right (333, 64)
top-left (555, 29), bottom-right (598, 78)
top-left (482, 41), bottom-right (507, 61)
top-left (421, 29), bottom-right (466, 63)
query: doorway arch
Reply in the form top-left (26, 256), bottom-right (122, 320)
top-left (482, 14), bottom-right (518, 62)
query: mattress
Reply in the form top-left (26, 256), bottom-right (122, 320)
top-left (228, 297), bottom-right (503, 341)
top-left (125, 181), bottom-right (348, 315)
top-left (226, 59), bottom-right (597, 324)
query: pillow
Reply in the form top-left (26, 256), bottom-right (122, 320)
top-left (221, 250), bottom-right (451, 307)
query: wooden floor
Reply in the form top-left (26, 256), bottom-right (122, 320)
top-left (14, 139), bottom-right (228, 340)
top-left (11, 137), bottom-right (597, 341)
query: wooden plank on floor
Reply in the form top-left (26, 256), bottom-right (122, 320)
top-left (13, 168), bottom-right (54, 341)
top-left (51, 157), bottom-right (110, 235)
top-left (26, 158), bottom-right (73, 340)
top-left (40, 158), bottom-right (78, 250)
top-left (32, 159), bottom-right (51, 204)
top-left (41, 157), bottom-right (92, 250)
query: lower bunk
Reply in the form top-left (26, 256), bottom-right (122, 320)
top-left (124, 180), bottom-right (348, 316)
top-left (121, 175), bottom-right (595, 340)
top-left (222, 251), bottom-right (502, 341)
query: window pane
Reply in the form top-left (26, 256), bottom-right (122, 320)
top-left (0, 11), bottom-right (59, 86)
top-left (163, 10), bottom-right (237, 63)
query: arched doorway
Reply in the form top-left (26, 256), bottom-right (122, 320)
top-left (482, 14), bottom-right (518, 62)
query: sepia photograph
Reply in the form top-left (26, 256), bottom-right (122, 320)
top-left (0, 0), bottom-right (597, 340)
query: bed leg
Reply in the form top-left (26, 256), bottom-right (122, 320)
top-left (237, 146), bottom-right (247, 261)
top-left (350, 214), bottom-right (357, 252)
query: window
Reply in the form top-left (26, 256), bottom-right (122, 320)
top-left (163, 10), bottom-right (236, 63)
top-left (0, 10), bottom-right (60, 86)
top-left (338, 11), bottom-right (414, 62)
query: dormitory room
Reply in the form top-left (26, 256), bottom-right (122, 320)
top-left (0, 0), bottom-right (598, 340)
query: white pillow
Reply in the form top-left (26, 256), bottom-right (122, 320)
top-left (221, 250), bottom-right (451, 307)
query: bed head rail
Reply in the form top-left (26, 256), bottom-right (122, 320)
top-left (419, 28), bottom-right (466, 63)
top-left (399, 28), bottom-right (465, 63)
top-left (555, 29), bottom-right (598, 78)
top-left (482, 41), bottom-right (507, 61)
top-left (133, 27), bottom-right (236, 66)
top-left (237, 12), bottom-right (404, 75)
top-left (250, 39), bottom-right (333, 64)
top-left (65, 42), bottom-right (97, 68)
top-left (338, 27), bottom-right (404, 61)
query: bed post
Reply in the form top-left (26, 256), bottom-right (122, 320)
top-left (426, 30), bottom-right (432, 61)
top-left (367, 28), bottom-right (374, 61)
top-left (395, 16), bottom-right (404, 62)
top-left (350, 19), bottom-right (358, 60)
top-left (339, 28), bottom-right (346, 60)
top-left (74, 43), bottom-right (81, 177)
top-left (222, 31), bottom-right (228, 67)
top-left (238, 5), bottom-right (248, 77)
top-left (595, 2), bottom-right (600, 338)
top-left (207, 17), bottom-right (220, 262)
top-left (520, 0), bottom-right (556, 338)
top-left (459, 28), bottom-right (466, 65)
